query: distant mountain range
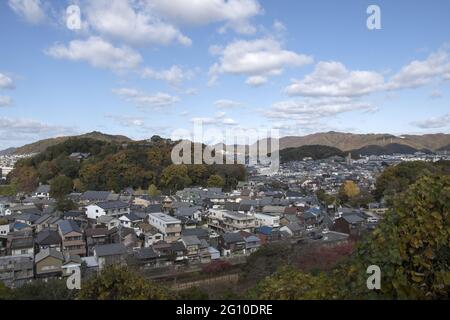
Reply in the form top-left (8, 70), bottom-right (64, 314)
top-left (1, 131), bottom-right (449, 156)
top-left (267, 132), bottom-right (450, 152)
top-left (279, 143), bottom-right (439, 163)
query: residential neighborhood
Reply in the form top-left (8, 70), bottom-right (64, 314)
top-left (2, 149), bottom-right (447, 289)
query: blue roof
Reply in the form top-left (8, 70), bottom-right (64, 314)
top-left (256, 226), bottom-right (273, 235)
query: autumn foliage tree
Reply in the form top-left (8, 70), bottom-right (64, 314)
top-left (77, 265), bottom-right (170, 300)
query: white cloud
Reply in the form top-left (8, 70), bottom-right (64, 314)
top-left (214, 99), bottom-right (242, 109)
top-left (84, 0), bottom-right (191, 47)
top-left (185, 88), bottom-right (198, 96)
top-left (106, 115), bottom-right (147, 127)
top-left (246, 75), bottom-right (267, 87)
top-left (0, 96), bottom-right (12, 107)
top-left (265, 97), bottom-right (375, 122)
top-left (45, 36), bottom-right (142, 72)
top-left (387, 50), bottom-right (450, 90)
top-left (285, 61), bottom-right (385, 97)
top-left (141, 65), bottom-right (194, 86)
top-left (8, 0), bottom-right (46, 25)
top-left (411, 113), bottom-right (450, 129)
top-left (209, 38), bottom-right (313, 86)
top-left (191, 111), bottom-right (238, 126)
top-left (148, 0), bottom-right (262, 34)
top-left (273, 20), bottom-right (286, 33)
top-left (0, 73), bottom-right (15, 89)
top-left (0, 117), bottom-right (77, 143)
top-left (113, 88), bottom-right (179, 108)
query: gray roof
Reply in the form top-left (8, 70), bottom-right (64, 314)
top-left (15, 212), bottom-right (41, 223)
top-left (222, 232), bottom-right (245, 244)
top-left (145, 204), bottom-right (163, 213)
top-left (122, 212), bottom-right (142, 222)
top-left (94, 243), bottom-right (127, 257)
top-left (175, 206), bottom-right (201, 217)
top-left (181, 235), bottom-right (201, 246)
top-left (286, 222), bottom-right (303, 232)
top-left (35, 248), bottom-right (64, 263)
top-left (342, 214), bottom-right (365, 224)
top-left (81, 191), bottom-right (111, 201)
top-left (97, 200), bottom-right (129, 210)
top-left (181, 228), bottom-right (209, 238)
top-left (35, 229), bottom-right (62, 245)
top-left (133, 247), bottom-right (159, 260)
top-left (57, 220), bottom-right (82, 235)
top-left (34, 214), bottom-right (53, 225)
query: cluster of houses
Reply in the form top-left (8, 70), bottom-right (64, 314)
top-left (0, 168), bottom-right (386, 289)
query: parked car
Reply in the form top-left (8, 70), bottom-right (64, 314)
top-left (367, 217), bottom-right (379, 223)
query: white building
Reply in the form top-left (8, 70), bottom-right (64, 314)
top-left (147, 212), bottom-right (182, 243)
top-left (254, 213), bottom-right (280, 228)
top-left (85, 201), bottom-right (130, 219)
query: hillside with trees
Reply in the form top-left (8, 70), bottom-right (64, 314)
top-left (7, 136), bottom-right (246, 194)
top-left (280, 145), bottom-right (345, 162)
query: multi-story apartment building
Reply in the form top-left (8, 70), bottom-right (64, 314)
top-left (147, 212), bottom-right (182, 243)
top-left (208, 209), bottom-right (256, 233)
top-left (57, 220), bottom-right (86, 257)
top-left (0, 255), bottom-right (34, 288)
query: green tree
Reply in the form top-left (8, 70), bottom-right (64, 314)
top-left (50, 175), bottom-right (73, 199)
top-left (148, 184), bottom-right (161, 196)
top-left (249, 266), bottom-right (337, 300)
top-left (176, 287), bottom-right (209, 300)
top-left (207, 174), bottom-right (225, 188)
top-left (10, 279), bottom-right (74, 300)
top-left (77, 265), bottom-right (170, 300)
top-left (160, 165), bottom-right (192, 192)
top-left (0, 282), bottom-right (12, 300)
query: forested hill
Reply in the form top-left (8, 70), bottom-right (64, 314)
top-left (280, 145), bottom-right (345, 162)
top-left (279, 143), bottom-right (435, 162)
top-left (10, 131), bottom-right (132, 155)
top-left (7, 137), bottom-right (246, 194)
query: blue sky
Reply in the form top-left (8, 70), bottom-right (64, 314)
top-left (0, 0), bottom-right (449, 149)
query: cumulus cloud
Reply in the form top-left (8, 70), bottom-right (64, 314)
top-left (84, 0), bottom-right (191, 47)
top-left (214, 99), bottom-right (242, 109)
top-left (285, 61), bottom-right (385, 97)
top-left (209, 38), bottom-right (313, 86)
top-left (411, 113), bottom-right (450, 129)
top-left (265, 97), bottom-right (375, 122)
top-left (141, 65), bottom-right (194, 86)
top-left (148, 0), bottom-right (262, 35)
top-left (387, 50), bottom-right (450, 90)
top-left (0, 96), bottom-right (13, 107)
top-left (285, 48), bottom-right (450, 99)
top-left (45, 36), bottom-right (142, 72)
top-left (0, 73), bottom-right (15, 89)
top-left (246, 75), bottom-right (267, 87)
top-left (8, 0), bottom-right (46, 25)
top-left (113, 88), bottom-right (179, 108)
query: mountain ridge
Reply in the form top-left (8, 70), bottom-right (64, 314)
top-left (2, 131), bottom-right (449, 155)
